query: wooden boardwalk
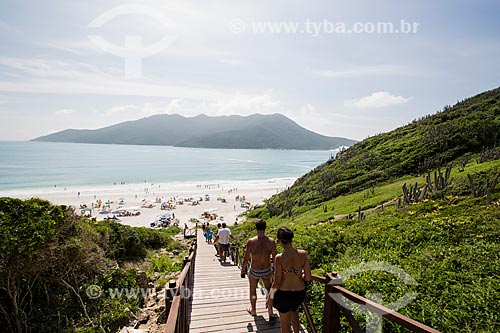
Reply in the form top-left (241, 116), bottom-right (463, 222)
top-left (190, 232), bottom-right (307, 333)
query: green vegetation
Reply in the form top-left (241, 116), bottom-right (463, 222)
top-left (232, 88), bottom-right (500, 332)
top-left (264, 88), bottom-right (500, 215)
top-left (32, 113), bottom-right (356, 150)
top-left (0, 198), bottom-right (186, 332)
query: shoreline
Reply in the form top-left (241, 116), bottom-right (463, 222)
top-left (0, 177), bottom-right (294, 228)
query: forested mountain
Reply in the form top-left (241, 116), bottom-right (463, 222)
top-left (32, 113), bottom-right (356, 150)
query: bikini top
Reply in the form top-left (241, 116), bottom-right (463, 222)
top-left (282, 267), bottom-right (302, 275)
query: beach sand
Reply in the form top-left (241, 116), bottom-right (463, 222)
top-left (0, 178), bottom-right (294, 229)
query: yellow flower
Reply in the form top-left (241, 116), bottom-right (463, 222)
top-left (408, 211), bottom-right (416, 216)
top-left (476, 234), bottom-right (484, 238)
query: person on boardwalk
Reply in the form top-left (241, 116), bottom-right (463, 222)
top-left (266, 227), bottom-right (311, 333)
top-left (215, 222), bottom-right (232, 262)
top-left (241, 219), bottom-right (278, 321)
top-left (205, 226), bottom-right (213, 244)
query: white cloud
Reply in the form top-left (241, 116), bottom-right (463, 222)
top-left (220, 59), bottom-right (243, 65)
top-left (40, 39), bottom-right (103, 55)
top-left (310, 65), bottom-right (414, 78)
top-left (93, 91), bottom-right (282, 125)
top-left (344, 91), bottom-right (412, 109)
top-left (300, 104), bottom-right (315, 113)
top-left (0, 57), bottom-right (258, 102)
top-left (54, 108), bottom-right (77, 115)
top-left (0, 94), bottom-right (23, 105)
top-left (0, 19), bottom-right (21, 34)
top-left (102, 105), bottom-right (137, 116)
top-left (208, 91), bottom-right (281, 115)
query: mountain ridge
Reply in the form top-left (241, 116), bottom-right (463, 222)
top-left (32, 113), bottom-right (356, 150)
top-left (261, 87), bottom-right (500, 214)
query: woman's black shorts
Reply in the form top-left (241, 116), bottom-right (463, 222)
top-left (273, 289), bottom-right (306, 313)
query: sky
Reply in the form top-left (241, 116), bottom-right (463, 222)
top-left (0, 0), bottom-right (499, 141)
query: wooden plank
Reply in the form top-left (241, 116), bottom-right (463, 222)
top-left (190, 232), bottom-right (308, 333)
top-left (190, 232), bottom-right (277, 332)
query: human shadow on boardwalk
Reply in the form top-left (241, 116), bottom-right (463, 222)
top-left (219, 260), bottom-right (236, 266)
top-left (244, 315), bottom-right (280, 332)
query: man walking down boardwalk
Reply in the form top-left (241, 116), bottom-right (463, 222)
top-left (240, 219), bottom-right (278, 321)
top-left (216, 222), bottom-right (232, 262)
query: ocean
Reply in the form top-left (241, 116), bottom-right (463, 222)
top-left (0, 141), bottom-right (336, 193)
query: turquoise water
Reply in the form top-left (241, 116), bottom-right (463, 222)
top-left (0, 142), bottom-right (336, 191)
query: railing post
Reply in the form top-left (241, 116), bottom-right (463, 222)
top-left (165, 280), bottom-right (178, 318)
top-left (323, 272), bottom-right (342, 333)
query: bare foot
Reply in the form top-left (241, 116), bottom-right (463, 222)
top-left (246, 307), bottom-right (256, 316)
top-left (269, 313), bottom-right (278, 322)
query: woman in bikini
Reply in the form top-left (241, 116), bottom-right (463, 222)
top-left (266, 227), bottom-right (312, 333)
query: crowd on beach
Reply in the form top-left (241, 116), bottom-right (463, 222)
top-left (70, 184), bottom-right (259, 235)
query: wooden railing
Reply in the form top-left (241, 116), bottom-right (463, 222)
top-left (169, 238), bottom-right (440, 333)
top-left (301, 272), bottom-right (441, 333)
top-left (229, 241), bottom-right (242, 267)
top-left (164, 239), bottom-right (197, 333)
top-left (228, 243), bottom-right (440, 333)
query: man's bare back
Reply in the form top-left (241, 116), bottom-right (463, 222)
top-left (240, 219), bottom-right (277, 319)
top-left (246, 235), bottom-right (276, 270)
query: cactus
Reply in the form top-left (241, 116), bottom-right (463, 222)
top-left (357, 206), bottom-right (362, 221)
top-left (402, 182), bottom-right (428, 205)
top-left (425, 164), bottom-right (453, 197)
top-left (468, 170), bottom-right (500, 203)
top-left (476, 145), bottom-right (500, 164)
top-left (401, 164), bottom-right (452, 206)
top-left (458, 156), bottom-right (470, 172)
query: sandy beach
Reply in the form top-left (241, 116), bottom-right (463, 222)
top-left (0, 178), bottom-right (294, 229)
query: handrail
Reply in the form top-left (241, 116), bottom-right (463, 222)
top-left (164, 238), bottom-right (197, 333)
top-left (229, 242), bottom-right (243, 266)
top-left (175, 236), bottom-right (439, 333)
top-left (332, 285), bottom-right (440, 333)
top-left (164, 296), bottom-right (181, 332)
top-left (301, 273), bottom-right (441, 333)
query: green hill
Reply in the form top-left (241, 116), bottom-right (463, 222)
top-left (232, 87), bottom-right (500, 332)
top-left (32, 113), bottom-right (356, 150)
top-left (265, 87), bottom-right (500, 215)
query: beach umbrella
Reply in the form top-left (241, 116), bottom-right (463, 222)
top-left (119, 197), bottom-right (125, 200)
top-left (99, 210), bottom-right (111, 214)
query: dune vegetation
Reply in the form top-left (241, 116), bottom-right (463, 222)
top-left (232, 87), bottom-right (500, 332)
top-left (0, 198), bottom-right (186, 333)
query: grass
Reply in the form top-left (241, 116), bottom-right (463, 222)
top-left (233, 159), bottom-right (500, 332)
